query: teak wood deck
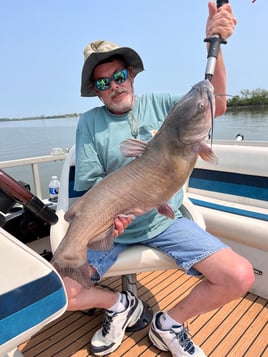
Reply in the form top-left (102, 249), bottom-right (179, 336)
top-left (19, 269), bottom-right (268, 357)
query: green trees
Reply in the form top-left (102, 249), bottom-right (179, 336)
top-left (227, 89), bottom-right (268, 108)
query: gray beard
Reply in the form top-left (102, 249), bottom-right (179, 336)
top-left (106, 88), bottom-right (135, 114)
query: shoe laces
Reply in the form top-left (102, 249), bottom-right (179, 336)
top-left (102, 313), bottom-right (113, 337)
top-left (101, 309), bottom-right (127, 338)
top-left (173, 325), bottom-right (195, 355)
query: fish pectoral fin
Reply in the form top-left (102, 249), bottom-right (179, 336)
top-left (157, 203), bottom-right (175, 219)
top-left (120, 138), bottom-right (148, 158)
top-left (87, 225), bottom-right (115, 251)
top-left (199, 142), bottom-right (218, 165)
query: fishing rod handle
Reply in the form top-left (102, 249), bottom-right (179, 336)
top-left (204, 0), bottom-right (229, 80)
top-left (217, 0), bottom-right (229, 8)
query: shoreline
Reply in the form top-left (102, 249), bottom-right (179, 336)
top-left (0, 113), bottom-right (81, 122)
top-left (1, 105), bottom-right (268, 122)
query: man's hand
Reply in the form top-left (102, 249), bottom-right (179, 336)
top-left (114, 214), bottom-right (135, 238)
top-left (206, 1), bottom-right (237, 40)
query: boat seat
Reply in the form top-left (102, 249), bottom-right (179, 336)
top-left (0, 227), bottom-right (67, 357)
top-left (187, 142), bottom-right (268, 299)
top-left (187, 143), bottom-right (268, 252)
top-left (50, 146), bottom-right (206, 294)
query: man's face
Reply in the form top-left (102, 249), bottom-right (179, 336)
top-left (92, 59), bottom-right (135, 114)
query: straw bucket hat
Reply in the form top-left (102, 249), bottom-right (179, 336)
top-left (81, 40), bottom-right (144, 97)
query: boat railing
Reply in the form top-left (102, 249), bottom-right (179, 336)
top-left (0, 153), bottom-right (68, 199)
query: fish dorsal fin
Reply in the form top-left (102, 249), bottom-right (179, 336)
top-left (199, 142), bottom-right (218, 165)
top-left (87, 225), bottom-right (115, 251)
top-left (120, 138), bottom-right (148, 158)
top-left (157, 203), bottom-right (175, 219)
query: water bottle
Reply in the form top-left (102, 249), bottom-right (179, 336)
top-left (48, 175), bottom-right (60, 202)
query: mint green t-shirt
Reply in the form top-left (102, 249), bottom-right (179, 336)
top-left (74, 92), bottom-right (183, 244)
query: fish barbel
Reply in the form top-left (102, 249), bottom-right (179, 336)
top-left (51, 79), bottom-right (216, 288)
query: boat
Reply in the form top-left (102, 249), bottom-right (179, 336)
top-left (0, 140), bottom-right (267, 357)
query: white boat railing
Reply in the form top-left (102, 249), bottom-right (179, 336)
top-left (0, 153), bottom-right (67, 199)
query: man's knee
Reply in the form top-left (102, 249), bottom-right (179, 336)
top-left (230, 257), bottom-right (255, 295)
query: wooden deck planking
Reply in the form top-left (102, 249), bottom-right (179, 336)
top-left (204, 295), bottom-right (268, 356)
top-left (19, 269), bottom-right (268, 357)
top-left (199, 294), bottom-right (258, 353)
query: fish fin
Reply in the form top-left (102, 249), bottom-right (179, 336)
top-left (199, 142), bottom-right (218, 165)
top-left (157, 203), bottom-right (175, 219)
top-left (117, 213), bottom-right (136, 220)
top-left (64, 209), bottom-right (74, 222)
top-left (52, 261), bottom-right (91, 289)
top-left (87, 225), bottom-right (115, 251)
top-left (120, 138), bottom-right (148, 158)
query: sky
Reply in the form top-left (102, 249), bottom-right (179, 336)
top-left (0, 0), bottom-right (266, 118)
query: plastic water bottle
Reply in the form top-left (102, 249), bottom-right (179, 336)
top-left (48, 175), bottom-right (60, 202)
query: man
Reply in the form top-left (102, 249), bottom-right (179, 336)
top-left (64, 2), bottom-right (254, 356)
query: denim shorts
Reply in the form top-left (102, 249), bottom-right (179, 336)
top-left (87, 217), bottom-right (228, 282)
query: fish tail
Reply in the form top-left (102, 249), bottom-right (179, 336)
top-left (52, 261), bottom-right (92, 289)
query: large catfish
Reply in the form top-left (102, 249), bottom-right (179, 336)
top-left (51, 79), bottom-right (217, 288)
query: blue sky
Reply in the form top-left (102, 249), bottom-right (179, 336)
top-left (0, 0), bottom-right (266, 118)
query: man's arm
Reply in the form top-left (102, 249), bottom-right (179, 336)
top-left (205, 1), bottom-right (237, 117)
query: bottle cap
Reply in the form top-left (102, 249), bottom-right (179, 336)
top-left (51, 176), bottom-right (58, 179)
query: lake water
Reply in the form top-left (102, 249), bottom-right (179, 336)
top-left (0, 109), bottom-right (267, 197)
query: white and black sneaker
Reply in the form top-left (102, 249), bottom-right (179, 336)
top-left (90, 290), bottom-right (144, 356)
top-left (149, 312), bottom-right (207, 357)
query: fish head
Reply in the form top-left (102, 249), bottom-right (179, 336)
top-left (174, 79), bottom-right (215, 145)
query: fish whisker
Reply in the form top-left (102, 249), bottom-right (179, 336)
top-left (207, 89), bottom-right (214, 148)
top-left (214, 93), bottom-right (236, 97)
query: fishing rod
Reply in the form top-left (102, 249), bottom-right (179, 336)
top-left (204, 0), bottom-right (229, 81)
top-left (205, 0), bottom-right (257, 80)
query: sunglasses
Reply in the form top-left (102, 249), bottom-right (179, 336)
top-left (94, 68), bottom-right (129, 91)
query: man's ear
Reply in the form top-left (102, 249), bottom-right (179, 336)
top-left (128, 67), bottom-right (135, 80)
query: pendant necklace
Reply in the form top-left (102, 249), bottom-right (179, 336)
top-left (129, 111), bottom-right (139, 139)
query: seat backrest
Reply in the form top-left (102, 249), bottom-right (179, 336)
top-left (187, 143), bottom-right (268, 224)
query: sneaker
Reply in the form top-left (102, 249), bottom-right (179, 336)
top-left (149, 312), bottom-right (206, 357)
top-left (90, 290), bottom-right (144, 356)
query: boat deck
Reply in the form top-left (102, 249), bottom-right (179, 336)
top-left (19, 269), bottom-right (268, 357)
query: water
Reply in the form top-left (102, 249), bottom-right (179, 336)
top-left (0, 110), bottom-right (267, 197)
top-left (213, 109), bottom-right (268, 141)
top-left (0, 116), bottom-right (79, 197)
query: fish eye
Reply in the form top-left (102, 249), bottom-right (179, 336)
top-left (198, 102), bottom-right (205, 111)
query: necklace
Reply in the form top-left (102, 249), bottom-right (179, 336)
top-left (129, 111), bottom-right (139, 138)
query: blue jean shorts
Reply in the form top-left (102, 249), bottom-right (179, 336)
top-left (87, 217), bottom-right (228, 282)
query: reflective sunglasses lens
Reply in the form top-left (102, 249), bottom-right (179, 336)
top-left (95, 78), bottom-right (110, 91)
top-left (113, 69), bottom-right (128, 84)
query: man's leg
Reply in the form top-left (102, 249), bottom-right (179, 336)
top-left (148, 218), bottom-right (254, 356)
top-left (63, 245), bottom-right (145, 356)
top-left (168, 247), bottom-right (254, 322)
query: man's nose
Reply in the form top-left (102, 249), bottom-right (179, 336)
top-left (110, 80), bottom-right (119, 90)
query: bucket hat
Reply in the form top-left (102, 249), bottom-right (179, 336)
top-left (81, 40), bottom-right (144, 97)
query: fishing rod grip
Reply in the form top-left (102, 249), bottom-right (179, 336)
top-left (217, 0), bottom-right (229, 7)
top-left (204, 0), bottom-right (229, 81)
top-left (0, 168), bottom-right (58, 225)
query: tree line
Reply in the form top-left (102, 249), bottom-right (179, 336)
top-left (227, 88), bottom-right (268, 108)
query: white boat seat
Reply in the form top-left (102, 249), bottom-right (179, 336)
top-left (0, 227), bottom-right (67, 357)
top-left (187, 142), bottom-right (268, 299)
top-left (188, 143), bottom-right (268, 252)
top-left (50, 146), bottom-right (206, 294)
